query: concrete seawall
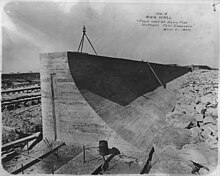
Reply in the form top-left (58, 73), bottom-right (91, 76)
top-left (40, 52), bottom-right (191, 156)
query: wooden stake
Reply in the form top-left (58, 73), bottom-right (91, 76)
top-left (83, 145), bottom-right (86, 163)
top-left (52, 162), bottom-right (54, 174)
top-left (147, 61), bottom-right (165, 88)
top-left (26, 140), bottom-right (29, 154)
top-left (21, 164), bottom-right (24, 174)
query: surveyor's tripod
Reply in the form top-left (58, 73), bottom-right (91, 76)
top-left (77, 26), bottom-right (97, 55)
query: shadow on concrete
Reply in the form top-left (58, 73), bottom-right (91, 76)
top-left (68, 52), bottom-right (190, 106)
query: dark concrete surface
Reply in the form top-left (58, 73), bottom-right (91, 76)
top-left (68, 52), bottom-right (190, 106)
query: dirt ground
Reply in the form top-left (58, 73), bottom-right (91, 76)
top-left (2, 104), bottom-right (42, 144)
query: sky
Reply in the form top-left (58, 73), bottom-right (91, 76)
top-left (1, 0), bottom-right (219, 73)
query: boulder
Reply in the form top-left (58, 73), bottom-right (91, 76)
top-left (199, 168), bottom-right (209, 175)
top-left (201, 127), bottom-right (212, 141)
top-left (204, 124), bottom-right (217, 136)
top-left (203, 116), bottom-right (217, 125)
top-left (195, 104), bottom-right (206, 114)
top-left (201, 95), bottom-right (215, 105)
top-left (190, 126), bottom-right (202, 143)
top-left (154, 126), bottom-right (192, 150)
top-left (195, 96), bottom-right (201, 104)
top-left (195, 114), bottom-right (203, 122)
top-left (206, 137), bottom-right (218, 149)
top-left (149, 155), bottom-right (192, 174)
top-left (180, 143), bottom-right (218, 169)
top-left (180, 148), bottom-right (207, 165)
top-left (150, 145), bottom-right (192, 174)
top-left (198, 89), bottom-right (205, 96)
top-left (175, 103), bottom-right (196, 115)
top-left (205, 108), bottom-right (218, 117)
top-left (166, 111), bottom-right (196, 129)
top-left (207, 102), bottom-right (218, 109)
top-left (200, 124), bottom-right (217, 134)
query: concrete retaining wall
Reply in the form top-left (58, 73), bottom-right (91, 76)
top-left (40, 52), bottom-right (191, 156)
top-left (40, 52), bottom-right (142, 157)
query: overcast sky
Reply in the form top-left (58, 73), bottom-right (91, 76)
top-left (1, 0), bottom-right (218, 73)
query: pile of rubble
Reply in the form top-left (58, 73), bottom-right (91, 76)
top-left (148, 69), bottom-right (218, 174)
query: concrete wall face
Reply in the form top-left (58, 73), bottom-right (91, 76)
top-left (40, 51), bottom-right (190, 156)
top-left (40, 52), bottom-right (142, 156)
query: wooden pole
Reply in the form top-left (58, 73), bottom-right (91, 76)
top-left (26, 140), bottom-right (29, 154)
top-left (21, 164), bottom-right (24, 174)
top-left (83, 145), bottom-right (86, 163)
top-left (147, 61), bottom-right (165, 88)
top-left (56, 149), bottom-right (59, 161)
top-left (102, 156), bottom-right (106, 171)
top-left (52, 162), bottom-right (54, 174)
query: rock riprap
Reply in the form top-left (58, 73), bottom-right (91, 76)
top-left (149, 69), bottom-right (218, 174)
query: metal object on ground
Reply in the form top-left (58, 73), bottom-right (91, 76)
top-left (99, 140), bottom-right (110, 171)
top-left (99, 140), bottom-right (109, 156)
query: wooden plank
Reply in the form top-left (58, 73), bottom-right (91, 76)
top-left (2, 132), bottom-right (41, 151)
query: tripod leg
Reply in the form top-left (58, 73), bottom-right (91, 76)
top-left (77, 34), bottom-right (84, 52)
top-left (85, 34), bottom-right (97, 55)
top-left (77, 38), bottom-right (82, 52)
top-left (81, 34), bottom-right (85, 52)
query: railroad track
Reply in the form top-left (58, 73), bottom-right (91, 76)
top-left (2, 93), bottom-right (41, 102)
top-left (1, 94), bottom-right (41, 111)
top-left (2, 86), bottom-right (41, 95)
top-left (1, 86), bottom-right (42, 111)
top-left (2, 83), bottom-right (40, 90)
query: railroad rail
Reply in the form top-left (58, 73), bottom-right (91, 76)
top-left (1, 86), bottom-right (41, 95)
top-left (2, 93), bottom-right (41, 103)
top-left (2, 83), bottom-right (40, 90)
top-left (1, 94), bottom-right (41, 111)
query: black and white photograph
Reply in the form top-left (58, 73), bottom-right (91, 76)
top-left (1, 0), bottom-right (219, 175)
